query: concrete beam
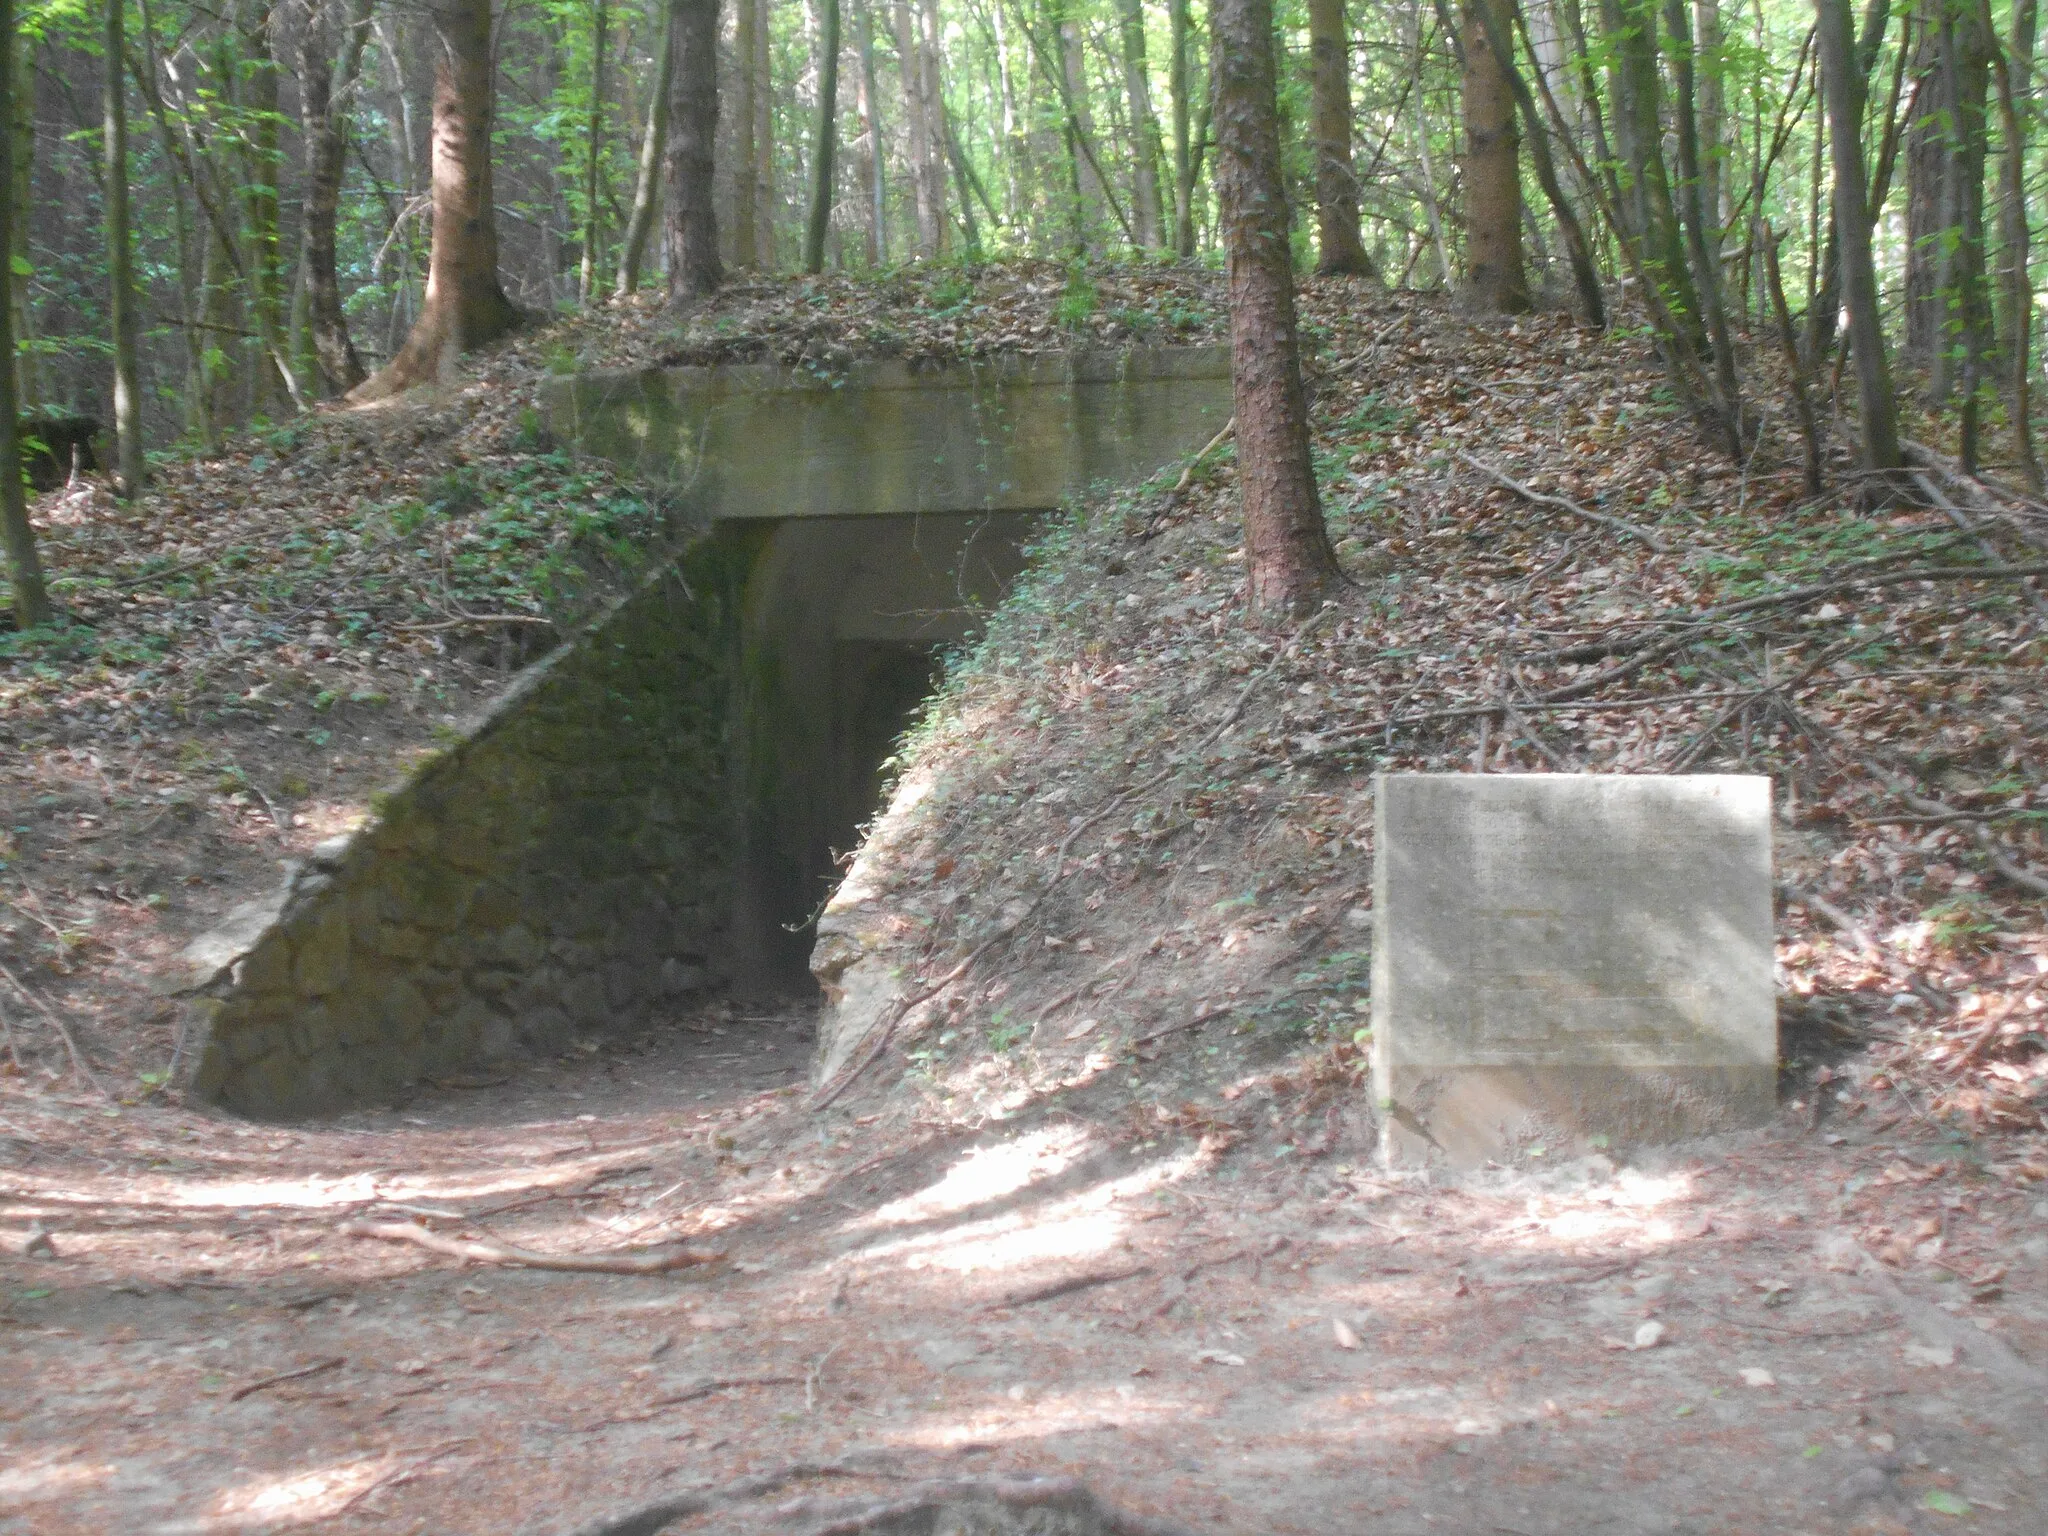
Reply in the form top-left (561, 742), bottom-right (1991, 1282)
top-left (544, 348), bottom-right (1234, 518)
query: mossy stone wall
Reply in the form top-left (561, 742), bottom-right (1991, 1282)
top-left (187, 554), bottom-right (737, 1118)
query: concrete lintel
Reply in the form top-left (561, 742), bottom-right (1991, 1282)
top-left (545, 345), bottom-right (1234, 521)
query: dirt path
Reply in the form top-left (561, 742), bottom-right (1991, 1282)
top-left (5, 1001), bottom-right (2047, 1536)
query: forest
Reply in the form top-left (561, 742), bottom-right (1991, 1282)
top-left (0, 0), bottom-right (2040, 556)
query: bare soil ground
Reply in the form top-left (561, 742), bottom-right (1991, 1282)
top-left (6, 996), bottom-right (2048, 1536)
top-left (5, 273), bottom-right (2048, 1533)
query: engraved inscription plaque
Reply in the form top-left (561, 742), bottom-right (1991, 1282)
top-left (1371, 774), bottom-right (1776, 1166)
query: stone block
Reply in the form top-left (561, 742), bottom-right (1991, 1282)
top-left (1371, 773), bottom-right (1776, 1167)
top-left (287, 1002), bottom-right (334, 1059)
top-left (380, 976), bottom-right (432, 1042)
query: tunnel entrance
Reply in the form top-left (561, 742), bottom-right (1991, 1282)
top-left (187, 349), bottom-right (1236, 1117)
top-left (726, 511), bottom-right (1041, 992)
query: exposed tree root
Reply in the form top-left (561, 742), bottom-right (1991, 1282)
top-left (335, 1219), bottom-right (723, 1274)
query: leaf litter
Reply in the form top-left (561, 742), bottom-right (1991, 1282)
top-left (0, 270), bottom-right (2045, 1532)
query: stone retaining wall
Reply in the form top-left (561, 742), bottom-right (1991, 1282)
top-left (186, 552), bottom-right (737, 1118)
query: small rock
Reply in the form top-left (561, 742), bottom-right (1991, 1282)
top-left (1331, 1318), bottom-right (1360, 1351)
top-left (1738, 1367), bottom-right (1776, 1388)
top-left (1903, 1340), bottom-right (1956, 1368)
top-left (23, 1225), bottom-right (56, 1259)
top-left (1631, 1321), bottom-right (1668, 1351)
top-left (1835, 1466), bottom-right (1892, 1504)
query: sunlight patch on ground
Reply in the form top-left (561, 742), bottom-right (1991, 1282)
top-left (11, 1154), bottom-right (627, 1218)
top-left (149, 1452), bottom-right (407, 1533)
top-left (848, 1147), bottom-right (1206, 1274)
top-left (0, 1452), bottom-right (115, 1508)
top-left (1535, 1168), bottom-right (1696, 1245)
top-left (856, 1124), bottom-right (1096, 1230)
top-left (894, 1383), bottom-right (1200, 1451)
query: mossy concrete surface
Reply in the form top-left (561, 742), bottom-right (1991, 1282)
top-left (542, 348), bottom-right (1233, 517)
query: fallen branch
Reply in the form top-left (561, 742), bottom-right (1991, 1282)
top-left (394, 611), bottom-right (557, 633)
top-left (335, 1219), bottom-right (723, 1274)
top-left (230, 1355), bottom-right (345, 1402)
top-left (1170, 415), bottom-right (1235, 497)
top-left (650, 1373), bottom-right (804, 1405)
top-left (1455, 450), bottom-right (1669, 552)
top-left (985, 1264), bottom-right (1150, 1311)
top-left (0, 962), bottom-right (107, 1099)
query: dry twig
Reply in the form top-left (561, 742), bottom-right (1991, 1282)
top-left (1455, 450), bottom-right (1669, 552)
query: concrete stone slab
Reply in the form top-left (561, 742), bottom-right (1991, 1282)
top-left (545, 347), bottom-right (1233, 519)
top-left (1371, 773), bottom-right (1776, 1166)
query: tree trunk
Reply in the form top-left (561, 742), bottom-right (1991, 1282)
top-left (350, 0), bottom-right (518, 401)
top-left (665, 0), bottom-right (724, 296)
top-left (1116, 0), bottom-right (1166, 251)
top-left (1308, 0), bottom-right (1372, 274)
top-left (1210, 0), bottom-right (1336, 621)
top-left (1818, 0), bottom-right (1905, 476)
top-left (752, 0), bottom-right (775, 266)
top-left (1058, 3), bottom-right (1105, 250)
top-left (1474, 0), bottom-right (1604, 323)
top-left (1992, 0), bottom-right (2039, 486)
top-left (241, 1), bottom-right (292, 413)
top-left (0, 0), bottom-right (46, 625)
top-left (105, 0), bottom-right (144, 492)
top-left (1600, 0), bottom-right (1702, 345)
top-left (1694, 0), bottom-right (1725, 254)
top-left (804, 0), bottom-right (842, 271)
top-left (9, 26), bottom-right (36, 410)
top-left (733, 0), bottom-right (759, 266)
top-left (1168, 0), bottom-right (1196, 256)
top-left (1462, 0), bottom-right (1528, 309)
top-left (581, 0), bottom-right (609, 301)
top-left (614, 0), bottom-right (673, 293)
top-left (300, 0), bottom-right (372, 394)
top-left (894, 0), bottom-right (941, 253)
top-left (1904, 0), bottom-right (1993, 412)
top-left (1663, 0), bottom-right (1741, 451)
top-left (855, 0), bottom-right (887, 263)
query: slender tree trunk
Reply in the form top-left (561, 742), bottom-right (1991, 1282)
top-left (9, 27), bottom-right (36, 410)
top-left (894, 0), bottom-right (940, 252)
top-left (1694, 0), bottom-right (1724, 253)
top-left (581, 0), bottom-right (609, 300)
top-left (350, 0), bottom-right (518, 401)
top-left (300, 0), bottom-right (372, 394)
top-left (1818, 0), bottom-right (1905, 477)
top-left (855, 0), bottom-right (887, 262)
top-left (1664, 0), bottom-right (1741, 450)
top-left (105, 0), bottom-right (144, 493)
top-left (1309, 0), bottom-right (1372, 274)
top-left (665, 0), bottom-right (724, 296)
top-left (1462, 0), bottom-right (1528, 308)
top-left (1410, 0), bottom-right (1454, 286)
top-left (1992, 0), bottom-right (2039, 486)
top-left (1474, 0), bottom-right (1603, 322)
top-left (752, 0), bottom-right (775, 266)
top-left (1601, 0), bottom-right (1702, 344)
top-left (1058, 2), bottom-right (1105, 249)
top-left (0, 0), bottom-right (46, 625)
top-left (240, 2), bottom-right (291, 412)
top-left (1168, 0), bottom-right (1196, 256)
top-left (1116, 0), bottom-right (1166, 250)
top-left (615, 0), bottom-right (674, 293)
top-left (1904, 0), bottom-right (1992, 403)
top-left (805, 0), bottom-right (842, 270)
top-left (734, 0), bottom-right (759, 266)
top-left (1210, 0), bottom-right (1336, 620)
